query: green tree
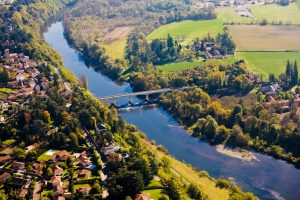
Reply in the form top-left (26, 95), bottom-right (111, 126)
top-left (292, 61), bottom-right (298, 86)
top-left (43, 110), bottom-right (51, 124)
top-left (70, 132), bottom-right (79, 147)
top-left (167, 34), bottom-right (174, 49)
top-left (187, 183), bottom-right (203, 200)
top-left (164, 179), bottom-right (181, 200)
top-left (285, 60), bottom-right (292, 85)
top-left (204, 116), bottom-right (218, 140)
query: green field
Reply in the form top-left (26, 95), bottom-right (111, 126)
top-left (102, 38), bottom-right (127, 59)
top-left (250, 2), bottom-right (300, 24)
top-left (237, 51), bottom-right (300, 78)
top-left (297, 0), bottom-right (300, 9)
top-left (156, 61), bottom-right (203, 72)
top-left (143, 189), bottom-right (163, 199)
top-left (147, 20), bottom-right (224, 43)
top-left (216, 7), bottom-right (254, 24)
top-left (38, 150), bottom-right (60, 161)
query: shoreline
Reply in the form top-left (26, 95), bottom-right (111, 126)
top-left (216, 144), bottom-right (258, 161)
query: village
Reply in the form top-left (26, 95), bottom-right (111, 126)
top-left (0, 50), bottom-right (153, 200)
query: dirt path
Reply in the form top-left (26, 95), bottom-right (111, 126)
top-left (33, 181), bottom-right (42, 200)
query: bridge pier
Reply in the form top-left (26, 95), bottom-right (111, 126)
top-left (145, 94), bottom-right (149, 102)
top-left (129, 97), bottom-right (133, 105)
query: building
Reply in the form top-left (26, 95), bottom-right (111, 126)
top-left (77, 169), bottom-right (91, 178)
top-left (135, 194), bottom-right (151, 200)
top-left (77, 187), bottom-right (90, 195)
top-left (12, 161), bottom-right (25, 170)
top-left (0, 173), bottom-right (11, 183)
top-left (18, 188), bottom-right (28, 198)
top-left (0, 155), bottom-right (11, 164)
top-left (11, 177), bottom-right (31, 188)
top-left (259, 82), bottom-right (282, 95)
top-left (52, 165), bottom-right (63, 176)
top-left (51, 176), bottom-right (62, 187)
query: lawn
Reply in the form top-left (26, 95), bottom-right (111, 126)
top-left (236, 51), bottom-right (300, 78)
top-left (1, 139), bottom-right (16, 146)
top-left (38, 149), bottom-right (60, 161)
top-left (74, 183), bottom-right (91, 190)
top-left (216, 7), bottom-right (254, 24)
top-left (227, 25), bottom-right (300, 51)
top-left (297, 0), bottom-right (300, 9)
top-left (147, 19), bottom-right (224, 43)
top-left (250, 2), bottom-right (300, 24)
top-left (143, 189), bottom-right (163, 199)
top-left (0, 88), bottom-right (13, 100)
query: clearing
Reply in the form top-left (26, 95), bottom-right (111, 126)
top-left (236, 51), bottom-right (300, 78)
top-left (147, 19), bottom-right (224, 43)
top-left (227, 25), bottom-right (300, 51)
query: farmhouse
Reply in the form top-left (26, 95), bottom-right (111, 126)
top-left (0, 173), bottom-right (11, 183)
top-left (12, 161), bottom-right (25, 170)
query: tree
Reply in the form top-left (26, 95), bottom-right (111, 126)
top-left (167, 34), bottom-right (174, 49)
top-left (80, 74), bottom-right (88, 89)
top-left (269, 73), bottom-right (275, 83)
top-left (204, 116), bottom-right (218, 140)
top-left (285, 60), bottom-right (292, 85)
top-left (70, 132), bottom-right (79, 147)
top-left (292, 61), bottom-right (298, 86)
top-left (164, 179), bottom-right (181, 200)
top-left (91, 180), bottom-right (102, 194)
top-left (187, 183), bottom-right (203, 200)
top-left (43, 110), bottom-right (51, 124)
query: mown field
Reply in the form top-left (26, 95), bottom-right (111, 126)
top-left (227, 25), bottom-right (300, 51)
top-left (250, 2), bottom-right (300, 24)
top-left (216, 7), bottom-right (254, 24)
top-left (237, 52), bottom-right (300, 78)
top-left (147, 19), bottom-right (224, 43)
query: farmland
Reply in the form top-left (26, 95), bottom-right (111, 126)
top-left (250, 2), bottom-right (300, 24)
top-left (237, 52), bottom-right (300, 78)
top-left (147, 19), bottom-right (224, 43)
top-left (216, 7), bottom-right (254, 24)
top-left (227, 25), bottom-right (300, 51)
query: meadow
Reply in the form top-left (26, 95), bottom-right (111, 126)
top-left (147, 19), bottom-right (224, 43)
top-left (227, 25), bottom-right (300, 51)
top-left (237, 52), bottom-right (300, 78)
top-left (250, 2), bottom-right (300, 24)
top-left (216, 7), bottom-right (254, 24)
top-left (156, 58), bottom-right (238, 72)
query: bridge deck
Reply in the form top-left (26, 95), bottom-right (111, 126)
top-left (99, 87), bottom-right (191, 100)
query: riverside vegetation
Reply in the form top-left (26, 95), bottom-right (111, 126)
top-left (0, 0), bottom-right (257, 199)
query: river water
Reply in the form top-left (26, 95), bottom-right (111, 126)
top-left (44, 21), bottom-right (300, 200)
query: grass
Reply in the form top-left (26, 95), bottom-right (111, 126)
top-left (156, 58), bottom-right (238, 72)
top-left (297, 0), bottom-right (300, 9)
top-left (1, 139), bottom-right (16, 146)
top-left (102, 38), bottom-right (127, 59)
top-left (0, 87), bottom-right (13, 100)
top-left (156, 61), bottom-right (203, 72)
top-left (147, 19), bottom-right (224, 43)
top-left (227, 25), bottom-right (300, 51)
top-left (143, 189), bottom-right (163, 199)
top-left (236, 51), bottom-right (300, 78)
top-left (250, 2), bottom-right (300, 24)
top-left (38, 150), bottom-right (60, 161)
top-left (216, 7), bottom-right (254, 24)
top-left (74, 183), bottom-right (91, 190)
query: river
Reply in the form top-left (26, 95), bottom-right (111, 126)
top-left (44, 21), bottom-right (300, 200)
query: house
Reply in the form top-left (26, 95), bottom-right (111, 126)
top-left (52, 165), bottom-right (63, 176)
top-left (0, 173), bottom-right (11, 183)
top-left (54, 185), bottom-right (64, 195)
top-left (12, 161), bottom-right (25, 170)
top-left (63, 192), bottom-right (72, 199)
top-left (18, 188), bottom-right (28, 198)
top-left (0, 155), bottom-right (11, 164)
top-left (79, 151), bottom-right (91, 167)
top-left (11, 177), bottom-right (31, 188)
top-left (57, 196), bottom-right (65, 200)
top-left (135, 194), bottom-right (151, 200)
top-left (212, 50), bottom-right (223, 59)
top-left (77, 187), bottom-right (90, 195)
top-left (77, 169), bottom-right (90, 178)
top-left (56, 150), bottom-right (70, 161)
top-left (51, 176), bottom-right (62, 187)
top-left (259, 82), bottom-right (282, 94)
top-left (25, 144), bottom-right (37, 152)
top-left (106, 154), bottom-right (123, 162)
top-left (32, 162), bottom-right (43, 173)
top-left (204, 51), bottom-right (213, 60)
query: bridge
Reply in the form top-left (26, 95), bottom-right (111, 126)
top-left (99, 86), bottom-right (192, 101)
